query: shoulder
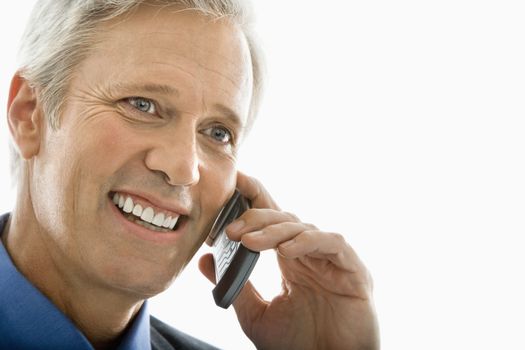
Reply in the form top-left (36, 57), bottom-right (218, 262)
top-left (150, 315), bottom-right (221, 350)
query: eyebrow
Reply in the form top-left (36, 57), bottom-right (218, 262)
top-left (213, 103), bottom-right (245, 130)
top-left (112, 82), bottom-right (180, 97)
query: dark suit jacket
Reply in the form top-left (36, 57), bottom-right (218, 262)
top-left (150, 316), bottom-right (221, 350)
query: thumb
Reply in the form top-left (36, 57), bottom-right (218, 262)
top-left (232, 280), bottom-right (268, 333)
top-left (198, 253), bottom-right (216, 284)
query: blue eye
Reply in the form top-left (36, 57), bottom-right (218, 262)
top-left (203, 126), bottom-right (233, 144)
top-left (127, 97), bottom-right (156, 114)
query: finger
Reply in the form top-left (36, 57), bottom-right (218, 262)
top-left (225, 208), bottom-right (302, 240)
top-left (198, 253), bottom-right (216, 284)
top-left (277, 231), bottom-right (365, 272)
top-left (239, 221), bottom-right (314, 252)
top-left (236, 171), bottom-right (280, 210)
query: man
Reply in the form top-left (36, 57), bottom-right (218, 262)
top-left (0, 0), bottom-right (379, 349)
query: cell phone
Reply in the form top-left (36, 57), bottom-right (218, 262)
top-left (205, 190), bottom-right (259, 309)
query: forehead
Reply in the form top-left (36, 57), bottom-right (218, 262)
top-left (74, 4), bottom-right (253, 122)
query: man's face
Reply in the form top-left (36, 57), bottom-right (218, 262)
top-left (29, 5), bottom-right (253, 297)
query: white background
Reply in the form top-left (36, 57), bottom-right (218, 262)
top-left (1, 1), bottom-right (525, 349)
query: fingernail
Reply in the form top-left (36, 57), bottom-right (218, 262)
top-left (227, 220), bottom-right (245, 233)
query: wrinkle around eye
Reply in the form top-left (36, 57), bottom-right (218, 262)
top-left (70, 104), bottom-right (120, 131)
top-left (200, 142), bottom-right (238, 164)
top-left (198, 133), bottom-right (238, 163)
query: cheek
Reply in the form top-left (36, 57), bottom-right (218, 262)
top-left (97, 122), bottom-right (125, 151)
top-left (80, 120), bottom-right (124, 158)
top-left (57, 117), bottom-right (139, 214)
top-left (197, 155), bottom-right (237, 218)
top-left (74, 116), bottom-right (139, 175)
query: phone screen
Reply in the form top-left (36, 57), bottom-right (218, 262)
top-left (206, 190), bottom-right (259, 309)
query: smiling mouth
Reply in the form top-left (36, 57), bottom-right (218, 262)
top-left (109, 192), bottom-right (185, 233)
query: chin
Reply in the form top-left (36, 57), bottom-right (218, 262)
top-left (120, 279), bottom-right (173, 299)
top-left (111, 272), bottom-right (177, 299)
top-left (94, 256), bottom-right (184, 299)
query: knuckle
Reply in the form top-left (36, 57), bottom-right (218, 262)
top-left (250, 177), bottom-right (264, 194)
top-left (283, 211), bottom-right (300, 222)
top-left (250, 176), bottom-right (262, 188)
top-left (276, 222), bottom-right (294, 232)
top-left (298, 229), bottom-right (315, 242)
top-left (261, 225), bottom-right (276, 235)
top-left (330, 232), bottom-right (346, 245)
top-left (367, 270), bottom-right (374, 290)
top-left (357, 270), bottom-right (374, 293)
top-left (304, 222), bottom-right (317, 230)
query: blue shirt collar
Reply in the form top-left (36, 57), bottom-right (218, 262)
top-left (0, 212), bottom-right (151, 350)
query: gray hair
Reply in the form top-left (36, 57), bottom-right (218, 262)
top-left (9, 0), bottom-right (264, 185)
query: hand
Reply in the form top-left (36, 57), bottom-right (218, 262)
top-left (199, 172), bottom-right (380, 350)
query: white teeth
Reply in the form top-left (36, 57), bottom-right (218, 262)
top-left (132, 204), bottom-right (143, 217)
top-left (113, 192), bottom-right (182, 231)
top-left (140, 207), bottom-right (154, 223)
top-left (162, 216), bottom-right (171, 228)
top-left (169, 216), bottom-right (179, 230)
top-left (152, 212), bottom-right (165, 226)
top-left (113, 193), bottom-right (119, 205)
top-left (132, 217), bottom-right (172, 233)
top-left (123, 197), bottom-right (134, 213)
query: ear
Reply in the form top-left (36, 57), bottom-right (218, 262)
top-left (7, 73), bottom-right (43, 160)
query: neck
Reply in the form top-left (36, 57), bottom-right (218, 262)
top-left (2, 201), bottom-right (144, 349)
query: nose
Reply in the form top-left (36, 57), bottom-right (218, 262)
top-left (144, 124), bottom-right (200, 187)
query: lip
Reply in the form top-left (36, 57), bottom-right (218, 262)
top-left (110, 189), bottom-right (190, 217)
top-left (108, 196), bottom-right (188, 244)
